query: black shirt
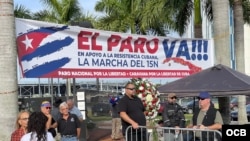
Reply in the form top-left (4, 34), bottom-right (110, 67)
top-left (48, 118), bottom-right (57, 137)
top-left (57, 113), bottom-right (81, 135)
top-left (118, 94), bottom-right (146, 134)
top-left (162, 102), bottom-right (185, 128)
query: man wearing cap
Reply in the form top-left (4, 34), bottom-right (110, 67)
top-left (187, 92), bottom-right (223, 141)
top-left (40, 101), bottom-right (57, 138)
top-left (162, 93), bottom-right (185, 141)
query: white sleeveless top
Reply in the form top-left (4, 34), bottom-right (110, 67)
top-left (21, 132), bottom-right (54, 141)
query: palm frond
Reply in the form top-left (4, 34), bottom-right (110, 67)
top-left (243, 0), bottom-right (250, 24)
top-left (204, 0), bottom-right (213, 22)
top-left (171, 0), bottom-right (193, 36)
top-left (14, 4), bottom-right (32, 19)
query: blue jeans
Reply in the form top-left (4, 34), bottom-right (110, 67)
top-left (61, 136), bottom-right (78, 141)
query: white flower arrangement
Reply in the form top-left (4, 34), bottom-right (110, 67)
top-left (131, 78), bottom-right (161, 120)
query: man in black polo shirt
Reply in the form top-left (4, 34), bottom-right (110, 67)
top-left (51, 102), bottom-right (81, 141)
top-left (118, 82), bottom-right (146, 141)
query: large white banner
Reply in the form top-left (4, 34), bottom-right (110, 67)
top-left (15, 18), bottom-right (214, 78)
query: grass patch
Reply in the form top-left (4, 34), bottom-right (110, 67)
top-left (87, 114), bottom-right (194, 126)
top-left (185, 114), bottom-right (193, 120)
top-left (89, 116), bottom-right (112, 122)
top-left (185, 114), bottom-right (193, 126)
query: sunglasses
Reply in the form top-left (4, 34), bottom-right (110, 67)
top-left (198, 97), bottom-right (206, 101)
top-left (170, 96), bottom-right (177, 99)
top-left (45, 107), bottom-right (51, 109)
top-left (126, 88), bottom-right (135, 91)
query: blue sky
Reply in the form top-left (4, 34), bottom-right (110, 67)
top-left (14, 0), bottom-right (100, 16)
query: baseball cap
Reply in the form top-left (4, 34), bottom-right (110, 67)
top-left (41, 101), bottom-right (51, 107)
top-left (198, 91), bottom-right (211, 99)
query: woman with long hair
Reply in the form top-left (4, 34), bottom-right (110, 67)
top-left (21, 111), bottom-right (54, 141)
top-left (11, 110), bottom-right (30, 141)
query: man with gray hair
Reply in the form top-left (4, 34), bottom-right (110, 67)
top-left (67, 98), bottom-right (83, 122)
top-left (67, 98), bottom-right (89, 140)
top-left (51, 102), bottom-right (81, 141)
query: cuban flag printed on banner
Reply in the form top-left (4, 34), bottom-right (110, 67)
top-left (16, 19), bottom-right (74, 78)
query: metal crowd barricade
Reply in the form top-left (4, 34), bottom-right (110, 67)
top-left (125, 125), bottom-right (222, 141)
top-left (125, 125), bottom-right (149, 141)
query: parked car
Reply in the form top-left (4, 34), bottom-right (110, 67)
top-left (177, 97), bottom-right (194, 106)
top-left (182, 99), bottom-right (216, 114)
top-left (182, 100), bottom-right (199, 114)
top-left (91, 103), bottom-right (110, 116)
top-left (231, 104), bottom-right (250, 121)
top-left (230, 96), bottom-right (250, 111)
top-left (158, 97), bottom-right (195, 115)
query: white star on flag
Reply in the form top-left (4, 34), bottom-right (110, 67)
top-left (22, 35), bottom-right (33, 50)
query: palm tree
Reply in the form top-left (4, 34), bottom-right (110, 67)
top-left (230, 0), bottom-right (248, 124)
top-left (39, 0), bottom-right (82, 24)
top-left (212, 0), bottom-right (250, 124)
top-left (94, 0), bottom-right (146, 34)
top-left (94, 0), bottom-right (184, 35)
top-left (0, 0), bottom-right (18, 140)
top-left (194, 0), bottom-right (202, 38)
top-left (211, 0), bottom-right (231, 124)
top-left (14, 4), bottom-right (32, 19)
